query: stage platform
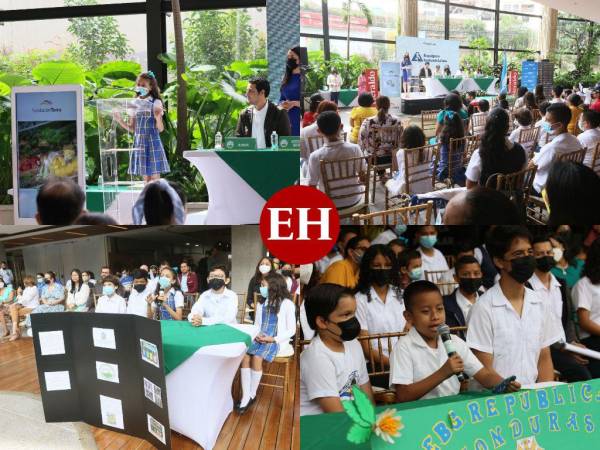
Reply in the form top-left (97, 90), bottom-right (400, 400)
top-left (401, 93), bottom-right (445, 115)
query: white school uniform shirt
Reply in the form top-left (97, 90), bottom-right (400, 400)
top-left (371, 229), bottom-right (399, 246)
top-left (308, 141), bottom-right (366, 209)
top-left (466, 283), bottom-right (561, 385)
top-left (528, 272), bottom-right (565, 342)
top-left (572, 276), bottom-right (600, 339)
top-left (355, 286), bottom-right (406, 357)
top-left (577, 128), bottom-right (600, 167)
top-left (455, 289), bottom-right (479, 325)
top-left (465, 142), bottom-right (528, 185)
top-left (300, 334), bottom-right (369, 416)
top-left (509, 125), bottom-right (536, 155)
top-left (389, 326), bottom-right (483, 398)
top-left (251, 103), bottom-right (269, 149)
top-left (532, 132), bottom-right (583, 192)
top-left (17, 286), bottom-right (39, 309)
top-left (300, 122), bottom-right (320, 160)
top-left (385, 148), bottom-right (432, 196)
top-left (180, 274), bottom-right (188, 293)
top-left (66, 284), bottom-right (91, 311)
top-left (95, 294), bottom-right (127, 314)
top-left (188, 287), bottom-right (238, 325)
top-left (417, 247), bottom-right (453, 295)
top-left (327, 73), bottom-right (342, 93)
top-left (299, 301), bottom-right (315, 340)
top-left (126, 286), bottom-right (153, 317)
top-left (255, 298), bottom-right (296, 344)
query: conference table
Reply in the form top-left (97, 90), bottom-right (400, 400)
top-left (423, 77), bottom-right (498, 97)
top-left (301, 379), bottom-right (600, 450)
top-left (161, 321), bottom-right (259, 450)
top-left (184, 149), bottom-right (300, 224)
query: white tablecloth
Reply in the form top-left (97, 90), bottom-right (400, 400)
top-left (184, 151), bottom-right (266, 225)
top-left (166, 323), bottom-right (259, 450)
top-left (423, 78), bottom-right (498, 97)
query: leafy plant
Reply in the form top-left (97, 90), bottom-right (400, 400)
top-left (304, 50), bottom-right (371, 93)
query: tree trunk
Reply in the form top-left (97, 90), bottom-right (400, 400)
top-left (172, 0), bottom-right (189, 154)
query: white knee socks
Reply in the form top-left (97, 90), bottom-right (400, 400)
top-left (240, 368), bottom-right (251, 407)
top-left (250, 370), bottom-right (263, 398)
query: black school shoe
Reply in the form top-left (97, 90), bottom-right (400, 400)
top-left (236, 396), bottom-right (256, 415)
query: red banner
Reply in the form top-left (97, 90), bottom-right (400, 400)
top-left (365, 69), bottom-right (379, 99)
top-left (508, 70), bottom-right (519, 95)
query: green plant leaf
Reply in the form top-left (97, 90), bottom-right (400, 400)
top-left (158, 53), bottom-right (178, 69)
top-left (32, 61), bottom-right (85, 85)
top-left (0, 74), bottom-right (32, 87)
top-left (220, 80), bottom-right (248, 105)
top-left (0, 82), bottom-right (9, 97)
top-left (343, 399), bottom-right (372, 428)
top-left (96, 61), bottom-right (141, 81)
top-left (346, 423), bottom-right (372, 445)
top-left (226, 61), bottom-right (253, 77)
top-left (352, 385), bottom-right (376, 425)
top-left (189, 64), bottom-right (217, 73)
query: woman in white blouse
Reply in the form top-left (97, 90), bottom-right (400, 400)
top-left (237, 273), bottom-right (296, 414)
top-left (66, 269), bottom-right (91, 312)
top-left (4, 275), bottom-right (39, 341)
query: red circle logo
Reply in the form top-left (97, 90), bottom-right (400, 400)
top-left (259, 186), bottom-right (340, 265)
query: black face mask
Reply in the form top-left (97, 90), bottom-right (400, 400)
top-left (458, 277), bottom-right (483, 294)
top-left (133, 284), bottom-right (146, 293)
top-left (507, 255), bottom-right (536, 283)
top-left (536, 256), bottom-right (556, 273)
top-left (281, 270), bottom-right (293, 278)
top-left (328, 316), bottom-right (361, 341)
top-left (286, 58), bottom-right (299, 71)
top-left (208, 278), bottom-right (225, 291)
top-left (44, 279), bottom-right (51, 284)
top-left (370, 269), bottom-right (392, 287)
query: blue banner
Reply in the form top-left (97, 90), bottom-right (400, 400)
top-left (521, 60), bottom-right (539, 93)
top-left (380, 61), bottom-right (402, 98)
top-left (500, 52), bottom-right (508, 94)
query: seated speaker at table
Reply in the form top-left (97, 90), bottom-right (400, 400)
top-left (188, 265), bottom-right (238, 326)
top-left (236, 77), bottom-right (291, 149)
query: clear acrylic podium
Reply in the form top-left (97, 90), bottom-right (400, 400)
top-left (96, 99), bottom-right (146, 223)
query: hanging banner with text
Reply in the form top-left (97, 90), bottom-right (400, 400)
top-left (380, 61), bottom-right (402, 98)
top-left (396, 36), bottom-right (460, 76)
top-left (508, 70), bottom-right (519, 95)
top-left (521, 60), bottom-right (539, 93)
top-left (365, 69), bottom-right (379, 99)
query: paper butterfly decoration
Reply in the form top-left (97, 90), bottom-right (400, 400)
top-left (343, 385), bottom-right (404, 445)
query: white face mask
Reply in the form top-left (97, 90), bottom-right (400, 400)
top-left (299, 264), bottom-right (314, 285)
top-left (553, 247), bottom-right (564, 263)
top-left (258, 264), bottom-right (271, 275)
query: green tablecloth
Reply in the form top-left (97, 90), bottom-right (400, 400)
top-left (216, 149), bottom-right (300, 200)
top-left (436, 77), bottom-right (463, 91)
top-left (160, 321), bottom-right (252, 374)
top-left (472, 77), bottom-right (495, 91)
top-left (301, 380), bottom-right (600, 450)
top-left (86, 184), bottom-right (142, 212)
top-left (339, 89), bottom-right (359, 106)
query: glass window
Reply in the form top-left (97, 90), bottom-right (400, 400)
top-left (327, 39), bottom-right (395, 66)
top-left (301, 0), bottom-right (325, 35)
top-left (418, 1), bottom-right (445, 40)
top-left (499, 0), bottom-right (544, 16)
top-left (0, 0), bottom-right (145, 9)
top-left (325, 0), bottom-right (399, 41)
top-left (459, 48), bottom-right (493, 75)
top-left (301, 36), bottom-right (325, 53)
top-left (498, 13), bottom-right (541, 51)
top-left (448, 6), bottom-right (495, 47)
top-left (449, 0), bottom-right (496, 10)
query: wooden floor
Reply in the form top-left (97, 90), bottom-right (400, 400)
top-left (0, 337), bottom-right (299, 450)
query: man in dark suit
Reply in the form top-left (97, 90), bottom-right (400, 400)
top-left (236, 77), bottom-right (291, 148)
top-left (419, 62), bottom-right (432, 79)
top-left (443, 255), bottom-right (484, 340)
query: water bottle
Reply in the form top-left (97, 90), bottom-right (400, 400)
top-left (271, 131), bottom-right (279, 150)
top-left (98, 175), bottom-right (104, 188)
top-left (215, 132), bottom-right (223, 149)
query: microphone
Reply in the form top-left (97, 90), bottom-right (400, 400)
top-left (437, 324), bottom-right (466, 382)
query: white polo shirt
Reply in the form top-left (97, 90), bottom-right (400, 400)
top-left (528, 272), bottom-right (565, 342)
top-left (532, 132), bottom-right (583, 192)
top-left (418, 247), bottom-right (449, 275)
top-left (572, 276), bottom-right (600, 339)
top-left (188, 287), bottom-right (238, 325)
top-left (389, 326), bottom-right (483, 398)
top-left (355, 286), bottom-right (406, 357)
top-left (300, 334), bottom-right (369, 416)
top-left (95, 294), bottom-right (127, 314)
top-left (466, 283), bottom-right (560, 385)
top-left (126, 286), bottom-right (153, 317)
top-left (251, 103), bottom-right (269, 149)
top-left (455, 289), bottom-right (478, 325)
top-left (577, 128), bottom-right (600, 167)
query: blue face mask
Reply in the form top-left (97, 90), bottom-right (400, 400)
top-left (259, 286), bottom-right (269, 298)
top-left (542, 121), bottom-right (556, 135)
top-left (158, 276), bottom-right (171, 289)
top-left (394, 224), bottom-right (407, 236)
top-left (135, 86), bottom-right (149, 97)
top-left (103, 285), bottom-right (115, 296)
top-left (419, 235), bottom-right (437, 249)
top-left (409, 267), bottom-right (422, 281)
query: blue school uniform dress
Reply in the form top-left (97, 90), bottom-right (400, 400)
top-left (129, 97), bottom-right (170, 177)
top-left (401, 59), bottom-right (412, 82)
top-left (247, 300), bottom-right (279, 362)
top-left (158, 289), bottom-right (178, 321)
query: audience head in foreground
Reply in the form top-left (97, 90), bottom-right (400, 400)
top-left (36, 177), bottom-right (86, 225)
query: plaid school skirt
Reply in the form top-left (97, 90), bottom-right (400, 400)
top-left (129, 110), bottom-right (170, 177)
top-left (247, 305), bottom-right (279, 362)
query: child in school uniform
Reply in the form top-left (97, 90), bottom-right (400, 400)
top-left (467, 226), bottom-right (562, 386)
top-left (237, 273), bottom-right (296, 414)
top-left (389, 280), bottom-right (520, 402)
top-left (300, 283), bottom-right (374, 416)
top-left (95, 275), bottom-right (127, 314)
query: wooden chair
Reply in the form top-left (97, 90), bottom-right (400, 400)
top-left (236, 292), bottom-right (248, 324)
top-left (443, 136), bottom-right (471, 188)
top-left (306, 133), bottom-right (349, 156)
top-left (368, 125), bottom-right (402, 203)
top-left (554, 148), bottom-right (587, 164)
top-left (320, 155), bottom-right (371, 219)
top-left (424, 269), bottom-right (457, 296)
top-left (182, 293), bottom-right (198, 319)
top-left (421, 109), bottom-right (440, 138)
top-left (590, 142), bottom-right (600, 175)
top-left (516, 127), bottom-right (540, 159)
top-left (469, 113), bottom-right (487, 136)
top-left (526, 196), bottom-right (549, 225)
top-left (352, 201), bottom-right (434, 225)
top-left (485, 166), bottom-right (537, 218)
top-left (531, 108), bottom-right (542, 122)
top-left (386, 143), bottom-right (440, 210)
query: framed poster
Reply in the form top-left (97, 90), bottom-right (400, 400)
top-left (11, 85), bottom-right (85, 224)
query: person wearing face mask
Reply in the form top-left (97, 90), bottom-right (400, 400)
top-left (66, 269), bottom-right (91, 313)
top-left (549, 234), bottom-right (584, 289)
top-left (126, 269), bottom-right (154, 318)
top-left (0, 278), bottom-right (15, 338)
top-left (530, 103), bottom-right (583, 195)
top-left (280, 47), bottom-right (302, 136)
top-left (237, 273), bottom-right (295, 414)
top-left (3, 276), bottom-right (39, 341)
top-left (467, 226), bottom-right (562, 386)
top-left (398, 250), bottom-right (423, 289)
top-left (150, 268), bottom-right (184, 321)
top-left (279, 262), bottom-right (298, 296)
top-left (354, 245), bottom-right (407, 387)
top-left (371, 224), bottom-right (407, 246)
top-left (36, 273), bottom-right (46, 295)
top-left (95, 275), bottom-right (126, 314)
top-left (321, 236), bottom-right (371, 289)
top-left (246, 257), bottom-right (273, 318)
top-left (443, 256), bottom-right (484, 341)
top-left (300, 283), bottom-right (374, 416)
top-left (188, 265), bottom-right (237, 326)
top-left (415, 226), bottom-right (450, 285)
top-left (528, 235), bottom-right (592, 382)
top-left (0, 261), bottom-right (14, 287)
